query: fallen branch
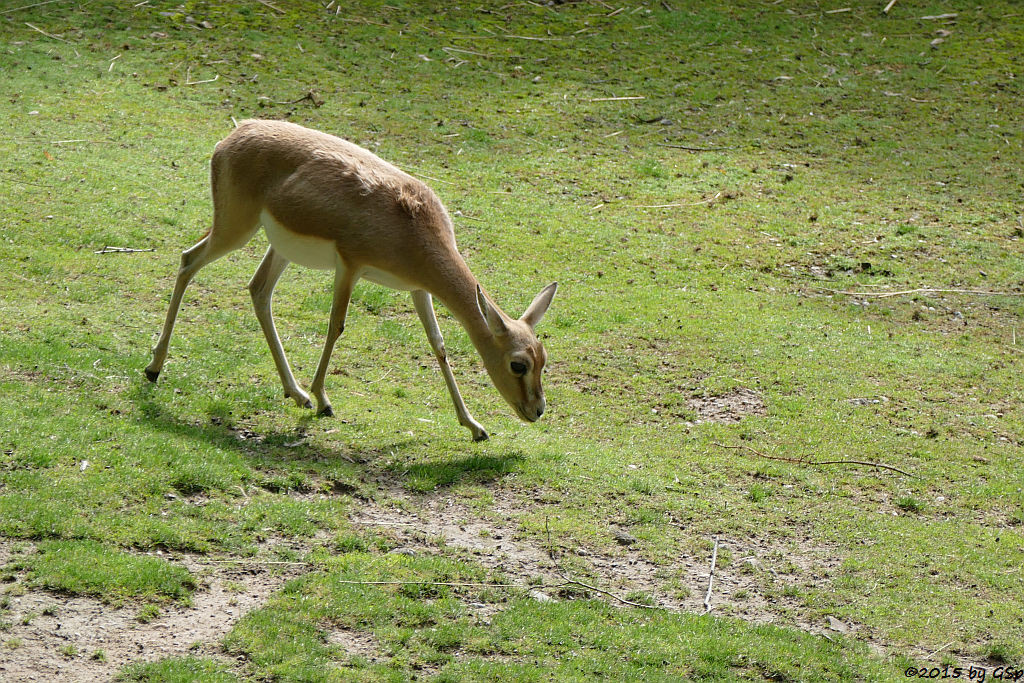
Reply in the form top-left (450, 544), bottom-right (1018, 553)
top-left (590, 96), bottom-right (646, 102)
top-left (712, 442), bottom-right (916, 477)
top-left (273, 90), bottom-right (324, 107)
top-left (255, 0), bottom-right (285, 14)
top-left (185, 67), bottom-right (220, 85)
top-left (2, 0), bottom-right (66, 14)
top-left (556, 574), bottom-right (662, 610)
top-left (657, 143), bottom-right (735, 152)
top-left (0, 174), bottom-right (58, 189)
top-left (94, 246), bottom-right (155, 254)
top-left (629, 191), bottom-right (722, 209)
top-left (334, 579), bottom-right (518, 588)
top-left (330, 575), bottom-right (659, 611)
top-left (203, 559), bottom-right (310, 566)
top-left (822, 287), bottom-right (1023, 299)
top-left (702, 538), bottom-right (719, 614)
top-left (25, 21), bottom-right (69, 43)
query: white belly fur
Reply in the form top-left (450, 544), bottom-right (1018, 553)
top-left (361, 266), bottom-right (416, 291)
top-left (259, 210), bottom-right (418, 291)
top-left (261, 210), bottom-right (337, 270)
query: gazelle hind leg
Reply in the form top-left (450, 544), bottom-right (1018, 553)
top-left (249, 247), bottom-right (312, 409)
top-left (411, 290), bottom-right (488, 441)
top-left (309, 256), bottom-right (356, 417)
top-left (146, 205), bottom-right (260, 381)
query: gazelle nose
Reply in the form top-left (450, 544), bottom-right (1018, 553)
top-left (535, 402), bottom-right (545, 419)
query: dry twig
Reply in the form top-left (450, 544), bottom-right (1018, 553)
top-left (94, 246), bottom-right (155, 254)
top-left (329, 574), bottom-right (660, 610)
top-left (556, 574), bottom-right (662, 610)
top-left (703, 538), bottom-right (719, 614)
top-left (255, 0), bottom-right (285, 14)
top-left (202, 559), bottom-right (310, 566)
top-left (590, 96), bottom-right (646, 102)
top-left (823, 288), bottom-right (1024, 299)
top-left (713, 442), bottom-right (916, 477)
top-left (2, 0), bottom-right (66, 14)
top-left (25, 21), bottom-right (69, 43)
top-left (630, 191), bottom-right (722, 209)
top-left (657, 143), bottom-right (735, 152)
top-left (273, 90), bottom-right (324, 107)
top-left (822, 287), bottom-right (1023, 299)
top-left (334, 579), bottom-right (519, 588)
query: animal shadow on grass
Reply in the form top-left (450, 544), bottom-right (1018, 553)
top-left (130, 382), bottom-right (523, 494)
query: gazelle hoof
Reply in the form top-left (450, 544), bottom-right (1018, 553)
top-left (472, 430), bottom-right (489, 442)
top-left (318, 406), bottom-right (334, 418)
top-left (285, 390), bottom-right (313, 410)
top-left (144, 368), bottom-right (160, 382)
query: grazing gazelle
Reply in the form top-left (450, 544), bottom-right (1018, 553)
top-left (145, 119), bottom-right (556, 441)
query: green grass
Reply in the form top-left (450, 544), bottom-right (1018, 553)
top-left (10, 540), bottom-right (196, 604)
top-left (1, 0), bottom-right (1022, 679)
top-left (118, 656), bottom-right (238, 682)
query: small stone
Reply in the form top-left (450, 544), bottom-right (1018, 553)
top-left (612, 529), bottom-right (638, 546)
top-left (529, 590), bottom-right (554, 603)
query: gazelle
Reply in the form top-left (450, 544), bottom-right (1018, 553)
top-left (145, 119), bottom-right (557, 441)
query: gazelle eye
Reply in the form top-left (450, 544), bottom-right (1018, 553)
top-left (510, 361), bottom-right (528, 376)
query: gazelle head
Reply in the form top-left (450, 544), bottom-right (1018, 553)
top-left (476, 283), bottom-right (558, 423)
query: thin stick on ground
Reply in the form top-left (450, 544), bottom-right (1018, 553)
top-left (25, 21), bottom-right (69, 43)
top-left (334, 580), bottom-right (519, 588)
top-left (330, 575), bottom-right (661, 610)
top-left (556, 574), bottom-right (662, 610)
top-left (94, 246), bottom-right (155, 254)
top-left (255, 0), bottom-right (285, 14)
top-left (703, 538), bottom-right (719, 614)
top-left (629, 191), bottom-right (722, 209)
top-left (712, 442), bottom-right (916, 478)
top-left (821, 287), bottom-right (1024, 299)
top-left (202, 559), bottom-right (310, 566)
top-left (2, 0), bottom-right (66, 14)
top-left (657, 143), bottom-right (735, 152)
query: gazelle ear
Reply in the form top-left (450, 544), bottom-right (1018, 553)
top-left (477, 285), bottom-right (509, 337)
top-left (520, 282), bottom-right (557, 329)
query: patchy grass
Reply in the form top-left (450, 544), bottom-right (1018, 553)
top-left (11, 541), bottom-right (196, 604)
top-left (223, 552), bottom-right (906, 680)
top-left (1, 0), bottom-right (1022, 678)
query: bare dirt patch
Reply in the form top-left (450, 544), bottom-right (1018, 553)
top-left (326, 627), bottom-right (383, 663)
top-left (349, 488), bottom-right (835, 632)
top-left (687, 388), bottom-right (767, 423)
top-left (0, 541), bottom-right (306, 682)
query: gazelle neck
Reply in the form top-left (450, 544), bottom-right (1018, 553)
top-left (427, 259), bottom-right (499, 352)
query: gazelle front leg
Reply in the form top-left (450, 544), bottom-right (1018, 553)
top-left (411, 290), bottom-right (488, 441)
top-left (145, 238), bottom-right (209, 382)
top-left (309, 257), bottom-right (356, 417)
top-left (248, 246), bottom-right (312, 409)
